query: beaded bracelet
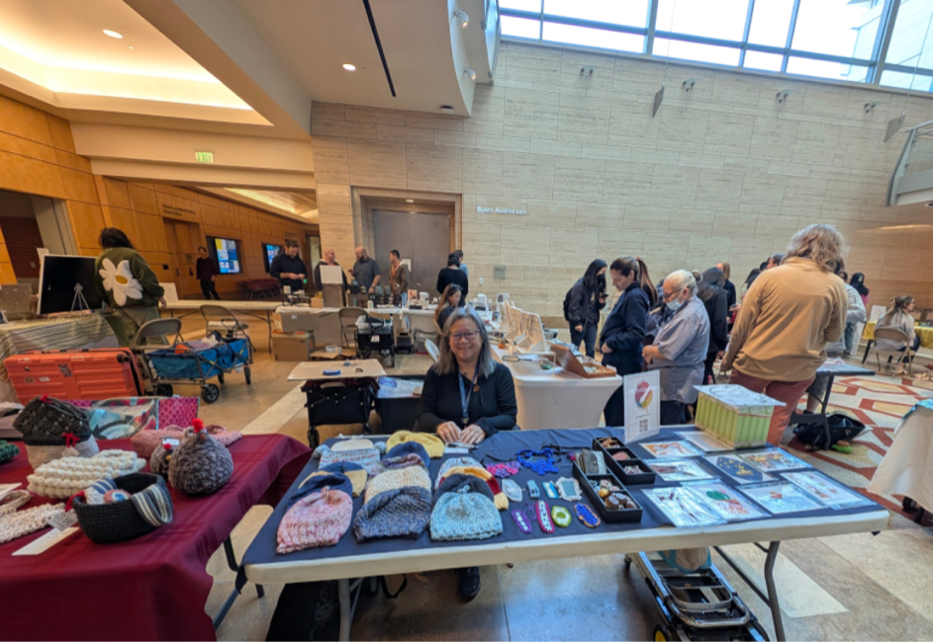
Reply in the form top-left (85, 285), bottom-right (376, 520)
top-left (516, 448), bottom-right (559, 475)
top-left (485, 461), bottom-right (520, 478)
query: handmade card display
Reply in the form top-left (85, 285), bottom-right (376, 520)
top-left (693, 384), bottom-right (786, 448)
top-left (640, 440), bottom-right (700, 459)
top-left (781, 471), bottom-right (873, 509)
top-left (675, 430), bottom-right (733, 453)
top-left (705, 454), bottom-right (775, 485)
top-left (684, 481), bottom-right (768, 522)
top-left (737, 480), bottom-right (824, 514)
top-left (644, 459), bottom-right (715, 482)
top-left (740, 449), bottom-right (809, 473)
top-left (644, 487), bottom-right (725, 528)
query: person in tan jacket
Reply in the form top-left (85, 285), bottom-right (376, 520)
top-left (722, 224), bottom-right (847, 445)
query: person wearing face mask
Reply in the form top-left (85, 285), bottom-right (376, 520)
top-left (642, 270), bottom-right (711, 425)
top-left (416, 307), bottom-right (517, 601)
top-left (598, 256), bottom-right (650, 427)
top-left (565, 259), bottom-right (608, 358)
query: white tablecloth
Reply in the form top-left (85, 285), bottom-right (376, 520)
top-left (868, 400), bottom-right (933, 512)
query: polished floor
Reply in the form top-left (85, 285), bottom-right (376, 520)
top-left (188, 321), bottom-right (932, 642)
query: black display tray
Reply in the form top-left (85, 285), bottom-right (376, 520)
top-left (572, 462), bottom-right (643, 524)
top-left (590, 439), bottom-right (656, 486)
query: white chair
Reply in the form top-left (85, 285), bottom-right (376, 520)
top-left (425, 339), bottom-right (440, 363)
top-left (872, 327), bottom-right (915, 376)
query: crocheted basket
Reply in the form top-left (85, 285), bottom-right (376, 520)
top-left (73, 473), bottom-right (170, 544)
top-left (26, 435), bottom-right (99, 470)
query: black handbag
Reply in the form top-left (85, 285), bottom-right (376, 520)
top-left (794, 413), bottom-right (866, 449)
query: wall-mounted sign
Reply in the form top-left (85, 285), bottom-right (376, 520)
top-left (194, 150), bottom-right (214, 164)
top-left (477, 206), bottom-right (526, 215)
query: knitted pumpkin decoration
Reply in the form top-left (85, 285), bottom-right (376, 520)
top-left (167, 420), bottom-right (234, 495)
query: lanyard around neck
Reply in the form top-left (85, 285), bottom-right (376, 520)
top-left (458, 364), bottom-right (479, 426)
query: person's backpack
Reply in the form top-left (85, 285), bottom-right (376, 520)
top-left (793, 413), bottom-right (866, 451)
top-left (563, 287), bottom-right (573, 322)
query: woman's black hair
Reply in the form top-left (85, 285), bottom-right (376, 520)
top-left (99, 227), bottom-right (134, 250)
top-left (850, 272), bottom-right (869, 296)
top-left (697, 267), bottom-right (725, 303)
top-left (582, 259), bottom-right (608, 295)
top-left (744, 268), bottom-right (760, 289)
top-left (447, 252), bottom-right (461, 267)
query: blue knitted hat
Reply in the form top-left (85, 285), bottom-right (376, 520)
top-left (313, 443), bottom-right (385, 477)
top-left (432, 473), bottom-right (493, 506)
top-left (382, 442), bottom-right (430, 470)
top-left (288, 472), bottom-right (352, 509)
top-left (353, 486), bottom-right (432, 541)
top-left (434, 456), bottom-right (482, 488)
top-left (430, 485), bottom-right (503, 541)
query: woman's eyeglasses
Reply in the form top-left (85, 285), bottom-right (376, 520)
top-left (450, 330), bottom-right (479, 342)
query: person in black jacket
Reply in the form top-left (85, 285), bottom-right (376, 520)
top-left (416, 306), bottom-right (516, 601)
top-left (697, 267), bottom-right (729, 385)
top-left (566, 259), bottom-right (608, 358)
top-left (195, 246), bottom-right (221, 300)
top-left (436, 252), bottom-right (469, 306)
top-left (599, 256), bottom-right (650, 427)
top-left (716, 261), bottom-right (737, 311)
top-left (269, 240), bottom-right (307, 293)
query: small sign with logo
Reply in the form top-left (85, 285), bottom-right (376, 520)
top-left (623, 370), bottom-right (660, 444)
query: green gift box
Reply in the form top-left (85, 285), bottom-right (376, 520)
top-left (694, 385), bottom-right (785, 449)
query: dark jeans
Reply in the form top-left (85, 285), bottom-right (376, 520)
top-left (661, 401), bottom-right (686, 425)
top-left (200, 279), bottom-right (221, 300)
top-left (570, 322), bottom-right (598, 358)
top-left (703, 351), bottom-right (719, 385)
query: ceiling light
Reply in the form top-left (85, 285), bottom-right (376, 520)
top-left (454, 9), bottom-right (469, 29)
top-left (406, 199), bottom-right (414, 203)
top-left (128, 46), bottom-right (134, 50)
top-left (464, 68), bottom-right (477, 82)
top-left (103, 29), bottom-right (123, 39)
top-left (342, 63), bottom-right (356, 71)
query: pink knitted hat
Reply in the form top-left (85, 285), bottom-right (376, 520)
top-left (277, 487), bottom-right (353, 554)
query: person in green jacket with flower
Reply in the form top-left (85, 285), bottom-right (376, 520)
top-left (94, 228), bottom-right (166, 346)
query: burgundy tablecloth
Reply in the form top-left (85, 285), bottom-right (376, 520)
top-left (0, 435), bottom-right (310, 641)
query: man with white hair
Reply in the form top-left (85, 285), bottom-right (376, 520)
top-left (642, 270), bottom-right (711, 425)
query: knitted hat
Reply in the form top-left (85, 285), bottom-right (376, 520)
top-left (291, 472), bottom-right (353, 507)
top-left (332, 438), bottom-right (386, 453)
top-left (433, 473), bottom-right (493, 506)
top-left (382, 442), bottom-right (430, 470)
top-left (434, 457), bottom-right (483, 488)
top-left (364, 466), bottom-right (431, 504)
top-left (167, 425), bottom-right (234, 495)
top-left (277, 488), bottom-right (353, 553)
top-left (314, 445), bottom-right (384, 477)
top-left (430, 486), bottom-right (503, 541)
top-left (131, 424), bottom-right (241, 458)
top-left (386, 431), bottom-right (445, 459)
top-left (0, 440), bottom-right (19, 464)
top-left (27, 450), bottom-right (145, 499)
top-left (441, 465), bottom-right (508, 510)
top-left (149, 441), bottom-right (174, 477)
top-left (318, 462), bottom-right (367, 497)
top-left (353, 486), bottom-right (431, 542)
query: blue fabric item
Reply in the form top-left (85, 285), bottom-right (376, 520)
top-left (353, 486), bottom-right (432, 541)
top-left (382, 442), bottom-right (430, 469)
top-left (432, 473), bottom-right (493, 506)
top-left (430, 485), bottom-right (503, 541)
top-left (600, 282), bottom-right (649, 376)
top-left (289, 472), bottom-right (353, 509)
top-left (658, 548), bottom-right (712, 573)
top-left (130, 477), bottom-right (173, 527)
top-left (147, 338), bottom-right (249, 380)
top-left (319, 462), bottom-right (365, 478)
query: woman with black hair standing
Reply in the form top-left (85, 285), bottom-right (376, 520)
top-left (565, 259), bottom-right (608, 358)
top-left (696, 267), bottom-right (729, 385)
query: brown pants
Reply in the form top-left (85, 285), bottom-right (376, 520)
top-left (729, 369), bottom-right (816, 445)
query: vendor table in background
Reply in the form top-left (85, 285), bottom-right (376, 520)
top-left (163, 300), bottom-right (281, 351)
top-left (0, 434), bottom-right (309, 641)
top-left (492, 346), bottom-right (621, 429)
top-left (869, 398), bottom-right (933, 514)
top-left (241, 426), bottom-right (888, 642)
top-left (0, 315), bottom-right (116, 402)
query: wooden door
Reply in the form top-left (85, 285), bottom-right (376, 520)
top-left (163, 220), bottom-right (201, 298)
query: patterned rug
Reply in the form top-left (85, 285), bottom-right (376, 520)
top-left (785, 374), bottom-right (933, 517)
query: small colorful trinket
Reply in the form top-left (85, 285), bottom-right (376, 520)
top-left (486, 461), bottom-right (521, 478)
top-left (527, 480), bottom-right (540, 499)
top-left (551, 504), bottom-right (572, 527)
top-left (502, 479), bottom-right (524, 502)
top-left (543, 481), bottom-right (558, 499)
top-left (604, 492), bottom-right (638, 511)
top-left (575, 502), bottom-right (601, 528)
top-left (535, 500), bottom-right (554, 533)
top-left (103, 489), bottom-right (131, 504)
top-left (556, 477), bottom-right (582, 502)
top-left (511, 509), bottom-right (532, 534)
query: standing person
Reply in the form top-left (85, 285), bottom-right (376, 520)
top-left (722, 225), bottom-right (847, 445)
top-left (435, 284), bottom-right (462, 335)
top-left (766, 253), bottom-right (783, 270)
top-left (836, 266), bottom-right (866, 356)
top-left (94, 228), bottom-right (166, 347)
top-left (388, 250), bottom-right (410, 306)
top-left (636, 257), bottom-right (659, 309)
top-left (195, 246), bottom-right (221, 300)
top-left (850, 272), bottom-right (870, 307)
top-left (313, 247), bottom-right (348, 292)
top-left (874, 295), bottom-right (919, 375)
top-left (565, 259), bottom-right (608, 358)
top-left (455, 249), bottom-right (468, 280)
top-left (416, 307), bottom-right (517, 601)
top-left (599, 256), bottom-right (649, 427)
top-left (270, 240), bottom-right (307, 293)
top-left (436, 252), bottom-right (468, 306)
top-left (642, 270), bottom-right (711, 425)
top-left (716, 261), bottom-right (737, 311)
top-left (697, 268), bottom-right (729, 385)
top-left (350, 247), bottom-right (381, 294)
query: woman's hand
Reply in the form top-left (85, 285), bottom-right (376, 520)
top-left (601, 342), bottom-right (612, 354)
top-left (461, 424), bottom-right (486, 445)
top-left (575, 324), bottom-right (583, 332)
top-left (158, 297), bottom-right (167, 308)
top-left (436, 421), bottom-right (461, 444)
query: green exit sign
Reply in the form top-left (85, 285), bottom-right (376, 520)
top-left (195, 150), bottom-right (214, 164)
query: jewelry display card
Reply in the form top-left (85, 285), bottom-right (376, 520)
top-left (705, 454), bottom-right (775, 484)
top-left (644, 458), bottom-right (715, 482)
top-left (683, 481), bottom-right (769, 522)
top-left (737, 481), bottom-right (824, 514)
top-left (781, 471), bottom-right (874, 510)
top-left (643, 487), bottom-right (725, 528)
top-left (640, 440), bottom-right (701, 459)
top-left (740, 450), bottom-right (809, 473)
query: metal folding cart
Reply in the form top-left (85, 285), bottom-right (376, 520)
top-left (624, 551), bottom-right (769, 642)
top-left (132, 318), bottom-right (252, 404)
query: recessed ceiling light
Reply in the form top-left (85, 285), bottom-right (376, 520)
top-left (464, 68), bottom-right (477, 82)
top-left (453, 9), bottom-right (469, 29)
top-left (103, 29), bottom-right (123, 39)
top-left (342, 63), bottom-right (356, 71)
top-left (406, 199), bottom-right (414, 203)
top-left (128, 46), bottom-right (134, 49)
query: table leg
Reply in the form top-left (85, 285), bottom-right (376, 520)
top-left (267, 310), bottom-right (272, 353)
top-left (764, 541), bottom-right (786, 642)
top-left (214, 536), bottom-right (265, 631)
top-left (338, 578), bottom-right (351, 641)
top-left (819, 376), bottom-right (835, 450)
top-left (862, 340), bottom-right (873, 364)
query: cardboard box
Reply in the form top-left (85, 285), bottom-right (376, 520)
top-left (280, 312), bottom-right (319, 333)
top-left (272, 331), bottom-right (315, 362)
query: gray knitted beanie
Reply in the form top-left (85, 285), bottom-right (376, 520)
top-left (167, 427), bottom-right (233, 495)
top-left (353, 486), bottom-right (431, 541)
top-left (430, 485), bottom-right (503, 541)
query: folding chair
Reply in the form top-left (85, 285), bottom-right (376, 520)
top-left (338, 307), bottom-right (367, 349)
top-left (200, 304), bottom-right (249, 340)
top-left (872, 327), bottom-right (915, 376)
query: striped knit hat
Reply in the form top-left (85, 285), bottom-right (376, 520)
top-left (386, 431), bottom-right (446, 459)
top-left (364, 466), bottom-right (431, 504)
top-left (318, 462), bottom-right (367, 497)
top-left (277, 488), bottom-right (353, 553)
top-left (353, 486), bottom-right (432, 541)
top-left (434, 457), bottom-right (483, 488)
top-left (382, 443), bottom-right (430, 470)
top-left (289, 472), bottom-right (353, 509)
top-left (314, 445), bottom-right (385, 477)
top-left (430, 486), bottom-right (503, 541)
top-left (432, 473), bottom-right (493, 506)
top-left (440, 465), bottom-right (509, 510)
